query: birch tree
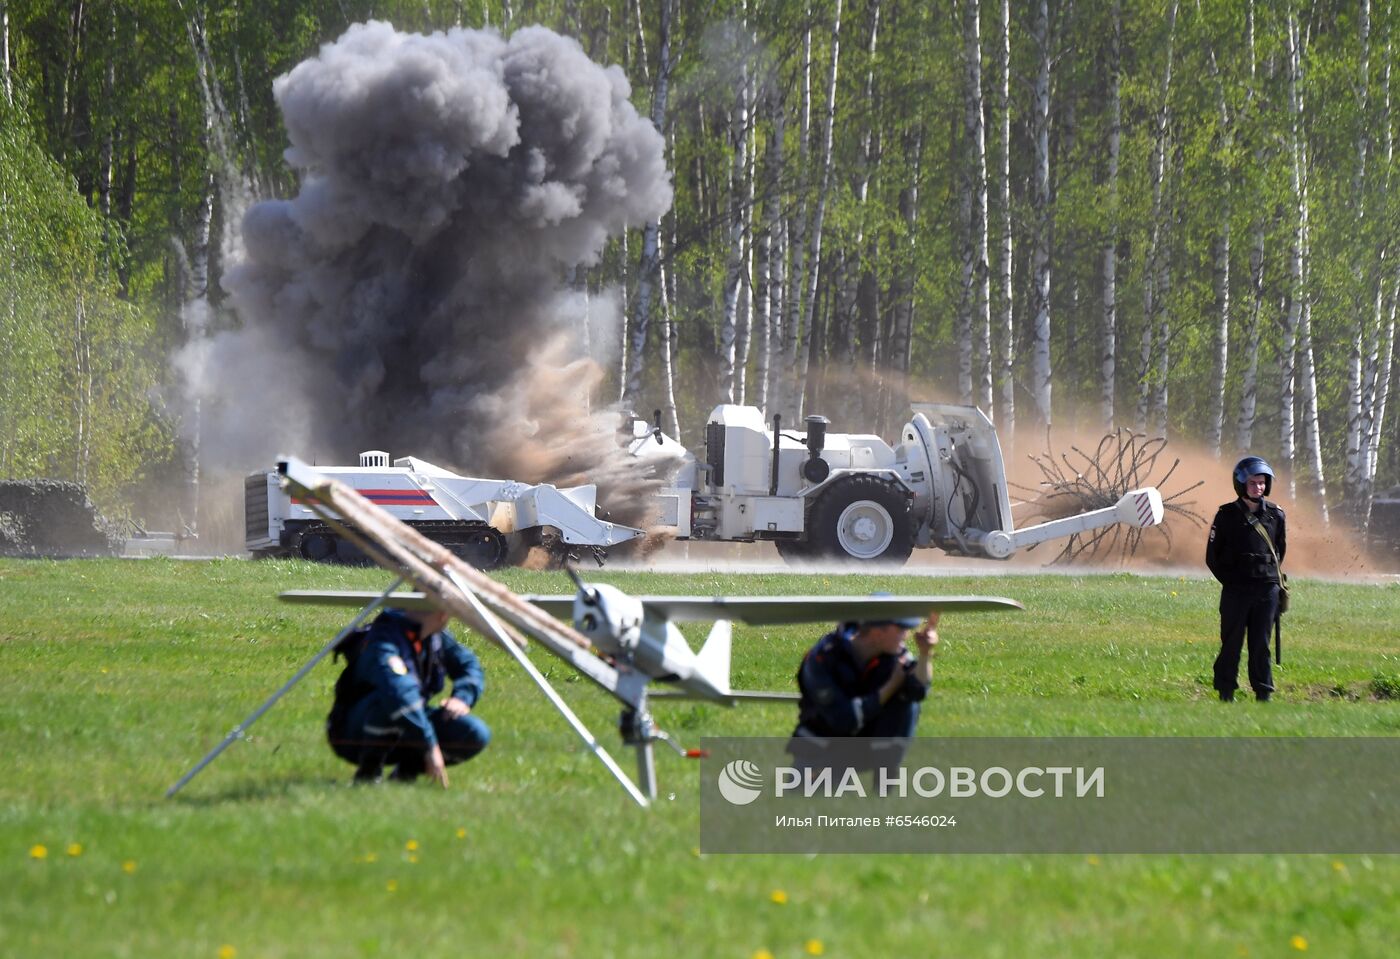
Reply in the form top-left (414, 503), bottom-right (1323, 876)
top-left (891, 126), bottom-right (922, 383)
top-left (719, 26), bottom-right (752, 404)
top-left (1029, 0), bottom-right (1053, 430)
top-left (1099, 0), bottom-right (1121, 431)
top-left (1236, 1), bottom-right (1265, 453)
top-left (2, 2), bottom-right (11, 106)
top-left (1278, 8), bottom-right (1306, 497)
top-left (795, 0), bottom-right (843, 416)
top-left (1137, 0), bottom-right (1178, 436)
top-left (622, 0), bottom-right (675, 412)
top-left (778, 13), bottom-right (814, 420)
top-left (1344, 0), bottom-right (1381, 527)
top-left (1361, 50), bottom-right (1398, 529)
top-left (996, 0), bottom-right (1015, 442)
top-left (959, 0), bottom-right (992, 413)
top-left (755, 86), bottom-right (785, 412)
top-left (1285, 8), bottom-right (1328, 518)
top-left (1201, 6), bottom-right (1235, 458)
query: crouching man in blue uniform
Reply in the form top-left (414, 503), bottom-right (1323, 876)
top-left (787, 611), bottom-right (939, 773)
top-left (328, 607), bottom-right (490, 787)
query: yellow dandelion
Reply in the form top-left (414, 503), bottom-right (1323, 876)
top-left (770, 889), bottom-right (788, 905)
top-left (690, 847), bottom-right (702, 858)
top-left (805, 939), bottom-right (825, 956)
top-left (66, 843), bottom-right (83, 857)
top-left (1235, 945), bottom-right (1249, 957)
top-left (1331, 861), bottom-right (1346, 873)
top-left (1170, 591), bottom-right (1178, 597)
top-left (122, 860), bottom-right (137, 874)
top-left (1086, 855), bottom-right (1101, 866)
top-left (405, 839), bottom-right (419, 852)
top-left (217, 946), bottom-right (237, 959)
top-left (752, 951), bottom-right (775, 959)
top-left (1290, 935), bottom-right (1308, 951)
top-left (363, 852), bottom-right (378, 864)
top-left (408, 854), bottom-right (419, 865)
top-left (455, 828), bottom-right (467, 840)
top-left (386, 879), bottom-right (398, 893)
top-left (29, 844), bottom-right (47, 860)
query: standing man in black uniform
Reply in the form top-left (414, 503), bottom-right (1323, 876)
top-left (1205, 456), bottom-right (1286, 702)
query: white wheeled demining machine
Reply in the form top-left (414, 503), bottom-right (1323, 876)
top-left (638, 403), bottom-right (1165, 566)
top-left (247, 403), bottom-right (1164, 569)
top-left (245, 451), bottom-right (643, 569)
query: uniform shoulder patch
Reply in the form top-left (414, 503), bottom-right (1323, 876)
top-left (387, 655), bottom-right (409, 676)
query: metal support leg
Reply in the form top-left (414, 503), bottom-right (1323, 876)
top-left (166, 576), bottom-right (405, 798)
top-left (619, 697), bottom-right (659, 802)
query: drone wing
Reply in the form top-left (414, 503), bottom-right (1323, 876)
top-left (529, 594), bottom-right (1022, 624)
top-left (280, 589), bottom-right (437, 610)
top-left (280, 591), bottom-right (1022, 625)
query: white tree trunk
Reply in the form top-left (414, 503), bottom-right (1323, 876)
top-left (1029, 0), bottom-right (1052, 431)
top-left (2, 2), bottom-right (12, 106)
top-left (1237, 220), bottom-right (1265, 451)
top-left (1236, 1), bottom-right (1263, 453)
top-left (1138, 0), bottom-right (1178, 435)
top-left (758, 91), bottom-right (786, 413)
top-left (1344, 1), bottom-right (1374, 522)
top-left (658, 246), bottom-right (681, 442)
top-left (956, 170), bottom-right (974, 403)
top-left (1298, 302), bottom-right (1329, 519)
top-left (1278, 15), bottom-right (1306, 495)
top-left (720, 74), bottom-right (751, 404)
top-left (1203, 36), bottom-right (1234, 456)
top-left (622, 0), bottom-right (675, 411)
top-left (997, 0), bottom-right (1014, 444)
top-left (1364, 279), bottom-right (1397, 531)
top-left (1099, 0), bottom-right (1121, 431)
top-left (796, 0), bottom-right (844, 417)
top-left (960, 0), bottom-right (991, 414)
top-left (1286, 11), bottom-right (1328, 518)
top-left (892, 127), bottom-right (923, 381)
top-left (1359, 53), bottom-right (1396, 528)
top-left (781, 14), bottom-right (814, 420)
top-left (97, 6), bottom-right (115, 220)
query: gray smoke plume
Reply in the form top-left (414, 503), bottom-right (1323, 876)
top-left (186, 21), bottom-right (672, 529)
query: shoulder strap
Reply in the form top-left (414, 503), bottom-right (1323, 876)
top-left (1244, 508), bottom-right (1285, 586)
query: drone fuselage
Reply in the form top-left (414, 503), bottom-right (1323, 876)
top-left (572, 584), bottom-right (731, 702)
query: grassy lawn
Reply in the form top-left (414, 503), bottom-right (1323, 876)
top-left (1, 558), bottom-right (1397, 958)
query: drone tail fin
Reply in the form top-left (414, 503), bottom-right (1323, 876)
top-left (694, 620), bottom-right (732, 696)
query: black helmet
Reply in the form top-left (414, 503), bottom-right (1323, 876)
top-left (1232, 456), bottom-right (1274, 498)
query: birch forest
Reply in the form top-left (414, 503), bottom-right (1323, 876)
top-left (3, 0), bottom-right (1400, 541)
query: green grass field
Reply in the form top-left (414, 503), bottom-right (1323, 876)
top-left (2, 558), bottom-right (1398, 958)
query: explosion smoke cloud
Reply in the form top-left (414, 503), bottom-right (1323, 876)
top-left (185, 21), bottom-right (672, 529)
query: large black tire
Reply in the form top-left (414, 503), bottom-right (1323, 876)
top-left (805, 476), bottom-right (914, 566)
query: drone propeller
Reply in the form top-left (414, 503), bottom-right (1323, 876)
top-left (565, 564), bottom-right (600, 606)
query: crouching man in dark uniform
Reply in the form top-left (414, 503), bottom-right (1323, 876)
top-left (787, 611), bottom-right (939, 773)
top-left (328, 607), bottom-right (490, 786)
top-left (1206, 456), bottom-right (1286, 702)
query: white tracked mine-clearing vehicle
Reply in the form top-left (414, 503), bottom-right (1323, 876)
top-left (633, 403), bottom-right (1165, 566)
top-left (244, 452), bottom-right (644, 569)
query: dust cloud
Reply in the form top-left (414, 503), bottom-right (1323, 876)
top-left (180, 21), bottom-right (672, 533)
